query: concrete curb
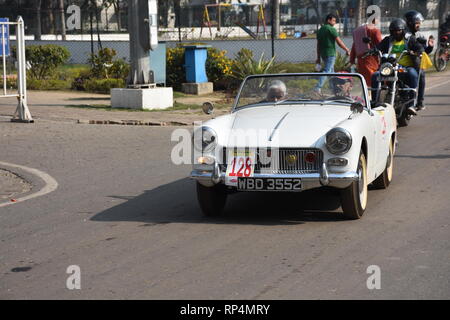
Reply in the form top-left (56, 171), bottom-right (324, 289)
top-left (77, 119), bottom-right (191, 126)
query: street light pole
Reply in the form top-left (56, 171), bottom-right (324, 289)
top-left (128, 0), bottom-right (153, 86)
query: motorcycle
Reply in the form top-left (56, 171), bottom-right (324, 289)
top-left (434, 33), bottom-right (450, 72)
top-left (362, 39), bottom-right (422, 127)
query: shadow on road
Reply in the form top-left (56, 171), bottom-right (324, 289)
top-left (91, 178), bottom-right (348, 225)
top-left (425, 94), bottom-right (450, 98)
top-left (395, 154), bottom-right (450, 159)
top-left (67, 97), bottom-right (110, 101)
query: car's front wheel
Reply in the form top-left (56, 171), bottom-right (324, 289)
top-left (340, 152), bottom-right (368, 220)
top-left (196, 182), bottom-right (227, 217)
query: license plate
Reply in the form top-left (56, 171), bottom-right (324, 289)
top-left (238, 178), bottom-right (302, 191)
top-left (377, 76), bottom-right (397, 82)
top-left (225, 149), bottom-right (256, 186)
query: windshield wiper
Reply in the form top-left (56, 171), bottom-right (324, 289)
top-left (274, 98), bottom-right (313, 105)
top-left (324, 99), bottom-right (356, 104)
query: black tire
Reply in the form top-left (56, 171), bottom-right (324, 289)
top-left (372, 138), bottom-right (394, 189)
top-left (340, 152), bottom-right (368, 220)
top-left (196, 182), bottom-right (227, 217)
top-left (397, 111), bottom-right (410, 127)
top-left (434, 48), bottom-right (447, 72)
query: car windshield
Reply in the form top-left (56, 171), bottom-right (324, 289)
top-left (235, 74), bottom-right (367, 109)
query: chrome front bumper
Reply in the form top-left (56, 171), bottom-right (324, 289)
top-left (190, 162), bottom-right (358, 190)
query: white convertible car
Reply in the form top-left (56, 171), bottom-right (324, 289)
top-left (191, 73), bottom-right (397, 219)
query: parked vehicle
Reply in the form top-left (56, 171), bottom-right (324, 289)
top-left (363, 46), bottom-right (422, 127)
top-left (191, 73), bottom-right (397, 220)
top-left (434, 33), bottom-right (450, 72)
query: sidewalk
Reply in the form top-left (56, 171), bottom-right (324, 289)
top-left (0, 90), bottom-right (233, 126)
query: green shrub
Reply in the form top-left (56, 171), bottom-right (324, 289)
top-left (83, 78), bottom-right (125, 94)
top-left (88, 48), bottom-right (129, 80)
top-left (205, 47), bottom-right (233, 84)
top-left (110, 59), bottom-right (130, 80)
top-left (27, 78), bottom-right (72, 90)
top-left (56, 64), bottom-right (90, 81)
top-left (231, 48), bottom-right (282, 80)
top-left (166, 47), bottom-right (185, 90)
top-left (71, 69), bottom-right (92, 91)
top-left (14, 45), bottom-right (71, 80)
top-left (334, 52), bottom-right (351, 72)
top-left (0, 76), bottom-right (17, 89)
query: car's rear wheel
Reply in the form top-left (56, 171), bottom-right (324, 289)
top-left (340, 152), bottom-right (368, 220)
top-left (196, 182), bottom-right (227, 217)
top-left (372, 138), bottom-right (394, 189)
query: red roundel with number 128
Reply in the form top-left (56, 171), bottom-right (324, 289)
top-left (225, 149), bottom-right (256, 186)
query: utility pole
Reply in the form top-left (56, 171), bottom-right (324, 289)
top-left (59, 0), bottom-right (66, 40)
top-left (128, 0), bottom-right (158, 86)
top-left (112, 0), bottom-right (172, 111)
top-left (273, 0), bottom-right (280, 39)
top-left (34, 0), bottom-right (42, 40)
top-left (355, 0), bottom-right (366, 29)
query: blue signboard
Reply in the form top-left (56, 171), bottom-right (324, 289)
top-left (0, 18), bottom-right (10, 57)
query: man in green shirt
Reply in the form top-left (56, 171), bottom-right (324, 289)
top-left (315, 14), bottom-right (351, 92)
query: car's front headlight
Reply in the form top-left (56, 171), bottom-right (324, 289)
top-left (380, 63), bottom-right (394, 76)
top-left (193, 127), bottom-right (218, 153)
top-left (326, 128), bottom-right (352, 155)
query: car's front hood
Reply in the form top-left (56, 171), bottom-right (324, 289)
top-left (228, 104), bottom-right (353, 147)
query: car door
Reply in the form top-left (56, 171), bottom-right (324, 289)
top-left (371, 105), bottom-right (390, 175)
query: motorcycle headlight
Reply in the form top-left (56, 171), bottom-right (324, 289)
top-left (380, 63), bottom-right (394, 76)
top-left (326, 128), bottom-right (352, 155)
top-left (193, 127), bottom-right (218, 153)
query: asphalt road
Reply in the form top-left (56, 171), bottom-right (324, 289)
top-left (0, 74), bottom-right (449, 300)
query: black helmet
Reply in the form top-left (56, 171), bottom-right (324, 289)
top-left (389, 18), bottom-right (407, 32)
top-left (404, 10), bottom-right (425, 24)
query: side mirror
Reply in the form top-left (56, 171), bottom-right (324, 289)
top-left (362, 37), bottom-right (371, 44)
top-left (350, 102), bottom-right (364, 113)
top-left (202, 102), bottom-right (215, 115)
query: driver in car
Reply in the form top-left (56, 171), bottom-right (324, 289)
top-left (265, 80), bottom-right (288, 102)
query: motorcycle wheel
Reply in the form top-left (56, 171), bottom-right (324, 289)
top-left (434, 48), bottom-right (448, 72)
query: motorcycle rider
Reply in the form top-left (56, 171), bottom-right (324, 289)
top-left (404, 10), bottom-right (434, 111)
top-left (371, 18), bottom-right (424, 115)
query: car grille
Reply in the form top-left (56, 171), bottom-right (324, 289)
top-left (221, 148), bottom-right (323, 174)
